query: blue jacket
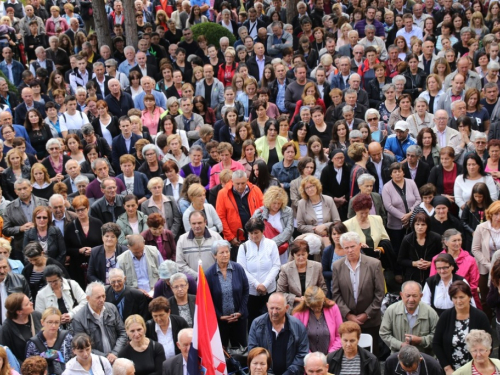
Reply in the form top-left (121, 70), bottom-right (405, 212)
top-left (330, 72), bottom-right (351, 90)
top-left (0, 124), bottom-right (36, 154)
top-left (111, 133), bottom-right (141, 172)
top-left (116, 171), bottom-right (151, 200)
top-left (14, 101), bottom-right (47, 126)
top-left (205, 261), bottom-right (249, 319)
top-left (133, 90), bottom-right (167, 110)
top-left (248, 313), bottom-right (309, 375)
top-left (384, 134), bottom-right (417, 162)
top-left (271, 160), bottom-right (300, 190)
top-left (0, 60), bottom-right (25, 86)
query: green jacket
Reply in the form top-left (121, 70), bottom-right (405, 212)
top-left (453, 358), bottom-right (500, 375)
top-left (379, 300), bottom-right (439, 354)
top-left (116, 210), bottom-right (149, 245)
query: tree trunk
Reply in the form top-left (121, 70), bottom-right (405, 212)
top-left (286, 0), bottom-right (298, 23)
top-left (123, 0), bottom-right (139, 50)
top-left (92, 0), bottom-right (114, 52)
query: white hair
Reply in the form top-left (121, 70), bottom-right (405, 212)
top-left (339, 232), bottom-right (361, 247)
top-left (48, 194), bottom-right (65, 207)
top-left (113, 358), bottom-right (135, 375)
top-left (85, 281), bottom-right (105, 297)
top-left (304, 352), bottom-right (327, 367)
top-left (109, 268), bottom-right (125, 279)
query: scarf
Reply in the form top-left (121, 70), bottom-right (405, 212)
top-left (49, 154), bottom-right (63, 174)
top-left (51, 16), bottom-right (62, 30)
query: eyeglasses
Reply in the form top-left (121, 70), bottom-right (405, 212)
top-left (44, 321), bottom-right (60, 326)
top-left (476, 141), bottom-right (486, 144)
top-left (172, 284), bottom-right (187, 290)
top-left (75, 208), bottom-right (87, 213)
top-left (49, 147), bottom-right (60, 151)
top-left (436, 266), bottom-right (451, 271)
top-left (47, 278), bottom-right (61, 285)
top-left (471, 349), bottom-right (489, 355)
top-left (36, 216), bottom-right (48, 220)
top-left (105, 65), bottom-right (112, 68)
top-left (367, 118), bottom-right (378, 122)
top-left (305, 185), bottom-right (316, 190)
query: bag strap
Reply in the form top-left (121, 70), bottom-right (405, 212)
top-left (67, 280), bottom-right (78, 308)
top-left (98, 356), bottom-right (104, 372)
top-left (391, 180), bottom-right (409, 213)
top-left (350, 165), bottom-right (360, 198)
top-left (244, 242), bottom-right (248, 255)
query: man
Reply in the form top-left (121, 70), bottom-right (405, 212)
top-left (0, 111), bottom-right (36, 154)
top-left (309, 0), bottom-right (325, 28)
top-left (162, 328), bottom-right (193, 375)
top-left (130, 51), bottom-right (159, 82)
top-left (331, 56), bottom-right (352, 90)
top-left (59, 95), bottom-right (90, 133)
top-left (304, 352), bottom-right (329, 375)
top-left (285, 63), bottom-right (310, 113)
top-left (65, 17), bottom-right (85, 44)
top-left (448, 99), bottom-right (479, 131)
top-left (380, 281), bottom-right (439, 354)
top-left (351, 44), bottom-right (365, 72)
top-left (91, 62), bottom-right (111, 98)
top-left (105, 79), bottom-right (135, 118)
top-left (345, 74), bottom-right (369, 108)
top-left (243, 8), bottom-right (265, 41)
top-left (396, 13), bottom-right (423, 46)
top-left (0, 47), bottom-right (24, 87)
top-left (254, 28), bottom-right (269, 55)
top-left (340, 105), bottom-right (363, 131)
top-left (443, 57), bottom-right (481, 91)
top-left (45, 36), bottom-right (70, 72)
top-left (89, 177), bottom-right (126, 224)
top-left (98, 45), bottom-right (113, 65)
top-left (31, 0), bottom-right (48, 21)
top-left (118, 47), bottom-right (137, 77)
top-left (418, 40), bottom-right (437, 75)
top-left (359, 25), bottom-right (388, 61)
top-left (247, 43), bottom-right (272, 82)
top-left (291, 1), bottom-right (310, 32)
top-left (111, 116), bottom-right (140, 172)
top-left (70, 175), bottom-right (90, 198)
top-left (29, 46), bottom-right (55, 78)
top-left (49, 194), bottom-right (77, 236)
top-left (108, 0), bottom-right (124, 35)
top-left (384, 345), bottom-right (443, 375)
top-left (338, 30), bottom-right (359, 60)
top-left (0, 78), bottom-right (18, 110)
top-left (354, 6), bottom-right (385, 39)
top-left (384, 121), bottom-right (417, 162)
top-left (72, 282), bottom-right (127, 364)
top-left (117, 235), bottom-right (162, 292)
top-left (248, 293), bottom-right (309, 375)
top-left (175, 98), bottom-right (204, 143)
top-left (268, 63), bottom-right (291, 114)
top-left (267, 0), bottom-right (287, 23)
top-left (412, 3), bottom-right (430, 29)
top-left (432, 110), bottom-right (462, 152)
top-left (367, 141), bottom-right (396, 194)
top-left (437, 73), bottom-right (466, 118)
top-left (133, 76), bottom-right (167, 110)
top-left (402, 145), bottom-right (431, 189)
top-left (194, 64), bottom-right (224, 110)
top-left (134, 0), bottom-right (154, 24)
top-left (216, 170), bottom-right (264, 253)
top-left (176, 210), bottom-right (221, 279)
top-left (453, 27), bottom-right (473, 58)
top-left (2, 179), bottom-right (48, 260)
top-left (331, 89), bottom-right (368, 123)
top-left (484, 84), bottom-right (500, 132)
top-left (63, 159), bottom-right (85, 194)
top-left (435, 0), bottom-right (453, 23)
top-left (177, 28), bottom-right (201, 58)
top-left (0, 256), bottom-right (31, 322)
top-left (267, 21), bottom-right (293, 58)
top-left (86, 158), bottom-right (126, 199)
top-left (332, 232), bottom-right (385, 355)
top-left (112, 358), bottom-right (135, 375)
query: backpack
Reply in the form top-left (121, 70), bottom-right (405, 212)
top-left (30, 330), bottom-right (69, 375)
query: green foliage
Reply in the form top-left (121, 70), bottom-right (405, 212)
top-left (0, 69), bottom-right (17, 94)
top-left (190, 23), bottom-right (236, 49)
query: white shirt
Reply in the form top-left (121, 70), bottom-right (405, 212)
top-left (372, 158), bottom-right (384, 194)
top-left (0, 281), bottom-right (6, 322)
top-left (334, 167), bottom-right (342, 184)
top-left (60, 111), bottom-right (90, 131)
top-left (155, 322), bottom-right (176, 359)
top-left (436, 130), bottom-right (446, 148)
top-left (345, 257), bottom-right (361, 303)
top-left (422, 278), bottom-right (476, 309)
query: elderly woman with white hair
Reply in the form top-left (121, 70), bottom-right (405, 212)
top-left (364, 108), bottom-right (391, 143)
top-left (205, 239), bottom-right (249, 348)
top-left (137, 144), bottom-right (164, 180)
top-left (153, 260), bottom-right (197, 299)
top-left (0, 237), bottom-right (22, 274)
top-left (42, 138), bottom-right (72, 181)
top-left (482, 61), bottom-right (500, 92)
top-left (347, 174), bottom-right (387, 224)
top-left (406, 98), bottom-right (434, 138)
top-left (378, 83), bottom-right (398, 126)
top-left (167, 272), bottom-right (196, 327)
top-left (392, 75), bottom-right (407, 100)
top-left (182, 183), bottom-right (222, 233)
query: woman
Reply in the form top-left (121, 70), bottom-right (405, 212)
top-left (382, 162), bottom-right (421, 256)
top-left (165, 71), bottom-right (183, 100)
top-left (388, 94), bottom-right (414, 129)
top-left (455, 153), bottom-right (498, 214)
top-left (136, 145), bottom-right (162, 182)
top-left (186, 5), bottom-right (208, 27)
top-left (116, 195), bottom-right (149, 245)
top-left (327, 321), bottom-right (379, 375)
top-left (218, 107), bottom-right (240, 144)
top-left (34, 266), bottom-right (86, 328)
top-left (86, 223), bottom-right (127, 284)
top-left (398, 212), bottom-right (443, 285)
top-left (237, 78), bottom-right (258, 122)
top-left (64, 195), bottom-right (103, 286)
top-left (249, 160), bottom-right (280, 194)
top-left (163, 272), bottom-right (194, 327)
top-left (379, 83), bottom-right (398, 126)
top-left (156, 115), bottom-right (189, 152)
top-left (192, 96), bottom-right (215, 126)
top-left (208, 142), bottom-right (245, 188)
top-left (482, 61), bottom-right (500, 93)
top-left (1, 149), bottom-right (30, 201)
top-left (45, 6), bottom-right (69, 36)
top-left (255, 121), bottom-right (289, 173)
top-left (453, 330), bottom-right (500, 374)
top-left (291, 83), bottom-right (327, 122)
top-left (344, 193), bottom-right (390, 249)
top-left (63, 333), bottom-right (112, 375)
top-left (403, 54), bottom-right (427, 100)
top-left (433, 281), bottom-right (491, 373)
top-left (430, 195), bottom-right (465, 236)
top-left (428, 146), bottom-right (461, 197)
top-left (367, 63), bottom-right (391, 109)
top-left (296, 36), bottom-right (319, 70)
top-left (23, 205), bottom-right (65, 264)
top-left (41, 139), bottom-right (71, 180)
top-left (66, 134), bottom-right (85, 164)
top-left (162, 161), bottom-right (183, 201)
top-left (297, 176), bottom-right (340, 236)
top-left (250, 100), bottom-right (270, 139)
top-left (118, 315), bottom-right (166, 375)
top-left (0, 238), bottom-right (23, 274)
top-left (290, 157), bottom-right (317, 219)
top-left (236, 217), bottom-right (280, 328)
top-left (127, 71), bottom-right (144, 99)
top-left (417, 128), bottom-right (440, 169)
top-left (179, 145), bottom-right (211, 190)
top-left (141, 214), bottom-right (176, 261)
top-left (358, 46), bottom-right (380, 90)
top-left (25, 307), bottom-right (73, 374)
top-left (347, 143), bottom-right (371, 198)
top-left (309, 107), bottom-right (333, 149)
top-left (182, 183), bottom-right (222, 233)
top-left (0, 293), bottom-right (42, 363)
top-left (213, 87), bottom-right (244, 123)
top-left (48, 70), bottom-right (73, 99)
top-left (116, 154), bottom-right (150, 205)
top-left (395, 36), bottom-right (409, 59)
top-left (130, 116), bottom-right (153, 144)
top-left (475, 51), bottom-right (490, 78)
top-left (217, 47), bottom-right (238, 87)
top-left (91, 101), bottom-right (119, 146)
top-left (1, 125), bottom-right (15, 154)
top-left (406, 98), bottom-right (434, 138)
top-left (247, 347), bottom-right (271, 375)
top-left (419, 74), bottom-right (444, 115)
top-left (177, 175), bottom-right (202, 215)
top-left (141, 95), bottom-right (164, 138)
top-left (240, 140), bottom-right (264, 178)
top-left (141, 177), bottom-right (182, 239)
top-left (461, 182), bottom-right (493, 253)
top-left (292, 121), bottom-right (310, 158)
top-left (293, 286), bottom-right (342, 354)
top-left (486, 139), bottom-right (500, 182)
top-left (162, 134), bottom-right (189, 168)
top-left (205, 240), bottom-right (249, 348)
top-left (277, 239), bottom-right (327, 308)
top-left (322, 223), bottom-right (348, 296)
top-left (25, 109), bottom-right (53, 160)
top-left (271, 141), bottom-right (300, 193)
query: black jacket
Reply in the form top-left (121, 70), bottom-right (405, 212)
top-left (403, 68), bottom-right (427, 101)
top-left (169, 294), bottom-right (196, 323)
top-left (146, 315), bottom-right (189, 355)
top-left (320, 161), bottom-right (351, 221)
top-left (403, 160), bottom-right (431, 189)
top-left (22, 258), bottom-right (68, 301)
top-left (5, 272), bottom-right (31, 299)
top-left (23, 226), bottom-right (66, 264)
top-left (105, 285), bottom-right (151, 322)
top-left (366, 153), bottom-right (396, 192)
top-left (268, 77), bottom-right (294, 105)
top-left (428, 164), bottom-right (463, 194)
top-left (87, 244), bottom-right (128, 284)
top-left (246, 55), bottom-right (273, 83)
top-left (81, 135), bottom-right (112, 161)
top-left (41, 155), bottom-right (72, 179)
top-left (331, 102), bottom-right (367, 123)
top-left (89, 195), bottom-right (126, 224)
top-left (0, 311), bottom-right (43, 363)
top-left (91, 116), bottom-right (120, 140)
top-left (366, 77), bottom-right (391, 109)
top-left (384, 352), bottom-right (444, 375)
top-left (327, 346), bottom-right (380, 375)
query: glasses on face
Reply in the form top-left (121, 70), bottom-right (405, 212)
top-left (436, 266), bottom-right (450, 271)
top-left (75, 207), bottom-right (87, 213)
top-left (44, 320), bottom-right (60, 326)
top-left (47, 278), bottom-right (61, 285)
top-left (36, 216), bottom-right (48, 220)
top-left (172, 284), bottom-right (187, 290)
top-left (305, 185), bottom-right (316, 190)
top-left (476, 141), bottom-right (486, 144)
top-left (49, 147), bottom-right (60, 151)
top-left (367, 117), bottom-right (378, 122)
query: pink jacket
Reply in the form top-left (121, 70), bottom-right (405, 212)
top-left (45, 18), bottom-right (69, 36)
top-left (293, 304), bottom-right (343, 353)
top-left (429, 249), bottom-right (481, 308)
top-left (209, 159), bottom-right (245, 188)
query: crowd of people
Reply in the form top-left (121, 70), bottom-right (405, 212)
top-left (2, 0), bottom-right (500, 373)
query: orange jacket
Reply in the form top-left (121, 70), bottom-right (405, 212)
top-left (216, 181), bottom-right (264, 242)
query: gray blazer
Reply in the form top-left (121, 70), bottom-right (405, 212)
top-left (195, 78), bottom-right (224, 110)
top-left (296, 194), bottom-right (340, 234)
top-left (252, 205), bottom-right (294, 248)
top-left (277, 260), bottom-right (327, 308)
top-left (332, 254), bottom-right (385, 328)
top-left (140, 195), bottom-right (182, 238)
top-left (162, 354), bottom-right (184, 375)
top-left (347, 192), bottom-right (387, 226)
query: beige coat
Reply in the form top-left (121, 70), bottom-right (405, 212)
top-left (296, 195), bottom-right (340, 234)
top-left (472, 222), bottom-right (495, 275)
top-left (343, 215), bottom-right (390, 249)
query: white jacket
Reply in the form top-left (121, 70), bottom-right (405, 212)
top-left (62, 354), bottom-right (112, 375)
top-left (35, 278), bottom-right (87, 319)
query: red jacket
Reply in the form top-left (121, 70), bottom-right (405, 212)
top-left (217, 62), bottom-right (238, 87)
top-left (215, 181), bottom-right (263, 241)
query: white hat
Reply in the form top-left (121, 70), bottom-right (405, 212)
top-left (394, 121), bottom-right (408, 131)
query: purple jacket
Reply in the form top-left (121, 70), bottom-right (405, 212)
top-left (382, 178), bottom-right (421, 230)
top-left (85, 177), bottom-right (126, 200)
top-left (153, 274), bottom-right (197, 299)
top-left (354, 19), bottom-right (385, 39)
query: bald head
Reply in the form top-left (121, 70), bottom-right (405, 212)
top-left (368, 141), bottom-right (383, 163)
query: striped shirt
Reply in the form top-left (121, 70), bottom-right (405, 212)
top-left (339, 354), bottom-right (361, 375)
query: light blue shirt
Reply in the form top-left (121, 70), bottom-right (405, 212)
top-left (132, 254), bottom-right (150, 291)
top-left (276, 80), bottom-right (286, 112)
top-left (118, 60), bottom-right (137, 76)
top-left (190, 0), bottom-right (210, 17)
top-left (52, 214), bottom-right (65, 236)
top-left (256, 56), bottom-right (266, 81)
top-left (124, 134), bottom-right (132, 152)
top-left (5, 63), bottom-right (13, 84)
top-left (133, 90), bottom-right (167, 110)
top-left (396, 26), bottom-right (423, 46)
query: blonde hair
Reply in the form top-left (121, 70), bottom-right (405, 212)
top-left (130, 115), bottom-right (143, 131)
top-left (0, 238), bottom-right (11, 253)
top-left (299, 176), bottom-right (322, 200)
top-left (41, 307), bottom-right (61, 329)
top-left (167, 134), bottom-right (182, 146)
top-left (187, 183), bottom-right (206, 199)
top-left (263, 186), bottom-right (288, 209)
top-left (147, 177), bottom-right (164, 190)
top-left (124, 314), bottom-right (146, 331)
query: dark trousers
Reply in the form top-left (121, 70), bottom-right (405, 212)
top-left (218, 318), bottom-right (248, 348)
top-left (387, 228), bottom-right (406, 275)
top-left (247, 293), bottom-right (270, 330)
top-left (479, 274), bottom-right (493, 321)
top-left (361, 324), bottom-right (380, 358)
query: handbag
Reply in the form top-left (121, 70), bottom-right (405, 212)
top-left (263, 219), bottom-right (288, 255)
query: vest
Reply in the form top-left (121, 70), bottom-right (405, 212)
top-left (426, 273), bottom-right (464, 316)
top-left (31, 59), bottom-right (54, 78)
top-left (181, 162), bottom-right (210, 188)
top-left (118, 245), bottom-right (160, 290)
top-left (5, 2), bottom-right (24, 18)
